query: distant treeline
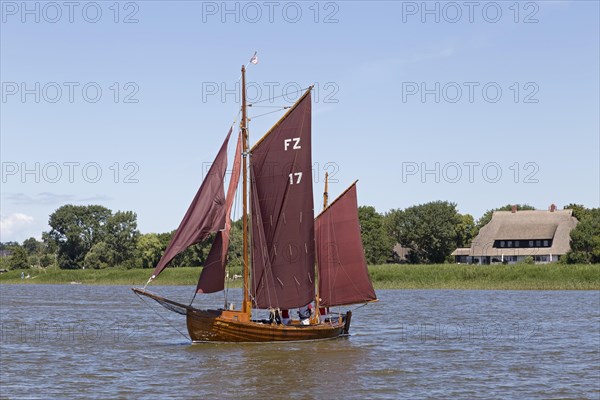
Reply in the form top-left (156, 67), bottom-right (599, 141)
top-left (1, 202), bottom-right (598, 271)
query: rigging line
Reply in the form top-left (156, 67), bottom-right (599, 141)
top-left (248, 87), bottom-right (311, 105)
top-left (226, 110), bottom-right (241, 136)
top-left (251, 108), bottom-right (289, 120)
top-left (134, 291), bottom-right (190, 341)
top-left (352, 302), bottom-right (370, 311)
top-left (249, 105), bottom-right (292, 109)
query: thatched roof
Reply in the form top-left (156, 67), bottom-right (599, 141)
top-left (451, 248), bottom-right (471, 256)
top-left (469, 209), bottom-right (577, 257)
top-left (495, 223), bottom-right (558, 240)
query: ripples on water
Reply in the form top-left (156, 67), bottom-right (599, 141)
top-left (1, 285), bottom-right (598, 399)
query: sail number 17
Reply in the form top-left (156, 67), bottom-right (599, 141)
top-left (289, 172), bottom-right (303, 184)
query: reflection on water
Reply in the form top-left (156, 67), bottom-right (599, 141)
top-left (1, 285), bottom-right (599, 398)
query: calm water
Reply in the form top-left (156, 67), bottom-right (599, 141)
top-left (1, 285), bottom-right (598, 399)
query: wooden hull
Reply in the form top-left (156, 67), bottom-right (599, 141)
top-left (132, 288), bottom-right (351, 343)
top-left (186, 308), bottom-right (350, 343)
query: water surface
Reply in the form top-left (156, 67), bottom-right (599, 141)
top-left (1, 285), bottom-right (598, 398)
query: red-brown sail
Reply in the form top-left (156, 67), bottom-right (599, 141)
top-left (315, 183), bottom-right (377, 307)
top-left (250, 89), bottom-right (315, 309)
top-left (196, 132), bottom-right (242, 293)
top-left (151, 129), bottom-right (231, 279)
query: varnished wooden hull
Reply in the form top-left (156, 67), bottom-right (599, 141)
top-left (132, 288), bottom-right (350, 343)
top-left (186, 308), bottom-right (350, 343)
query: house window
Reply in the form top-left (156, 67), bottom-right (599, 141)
top-left (500, 241), bottom-right (505, 248)
top-left (508, 241), bottom-right (512, 247)
top-left (529, 241), bottom-right (534, 247)
top-left (515, 241), bottom-right (520, 247)
top-left (543, 240), bottom-right (548, 247)
top-left (536, 240), bottom-right (541, 247)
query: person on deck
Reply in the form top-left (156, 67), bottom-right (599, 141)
top-left (298, 304), bottom-right (312, 325)
top-left (319, 307), bottom-right (329, 323)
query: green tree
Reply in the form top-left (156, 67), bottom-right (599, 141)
top-left (22, 237), bottom-right (42, 256)
top-left (105, 211), bottom-right (140, 267)
top-left (384, 209), bottom-right (404, 245)
top-left (38, 253), bottom-right (55, 269)
top-left (227, 219), bottom-right (244, 267)
top-left (358, 206), bottom-right (394, 264)
top-left (565, 207), bottom-right (600, 263)
top-left (41, 232), bottom-right (58, 255)
top-left (456, 214), bottom-right (476, 248)
top-left (84, 242), bottom-right (111, 269)
top-left (48, 205), bottom-right (112, 269)
top-left (137, 233), bottom-right (164, 269)
top-left (563, 203), bottom-right (588, 221)
top-left (8, 246), bottom-right (29, 270)
top-left (21, 237), bottom-right (50, 269)
top-left (0, 242), bottom-right (19, 250)
top-left (175, 240), bottom-right (213, 268)
top-left (394, 201), bottom-right (463, 264)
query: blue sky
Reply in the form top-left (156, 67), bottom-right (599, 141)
top-left (1, 0), bottom-right (599, 242)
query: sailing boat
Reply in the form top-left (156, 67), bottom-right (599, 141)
top-left (133, 64), bottom-right (377, 342)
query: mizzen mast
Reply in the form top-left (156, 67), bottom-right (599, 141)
top-left (323, 172), bottom-right (329, 209)
top-left (311, 172), bottom-right (329, 324)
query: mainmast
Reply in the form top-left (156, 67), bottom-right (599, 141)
top-left (241, 65), bottom-right (251, 315)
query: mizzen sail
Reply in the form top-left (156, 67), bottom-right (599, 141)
top-left (196, 132), bottom-right (242, 293)
top-left (315, 183), bottom-right (377, 307)
top-left (250, 89), bottom-right (315, 309)
top-left (151, 129), bottom-right (231, 279)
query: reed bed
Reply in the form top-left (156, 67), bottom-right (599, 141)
top-left (1, 264), bottom-right (598, 290)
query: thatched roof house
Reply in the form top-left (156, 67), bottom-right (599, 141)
top-left (453, 205), bottom-right (578, 264)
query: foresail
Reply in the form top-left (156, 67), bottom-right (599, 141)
top-left (250, 89), bottom-right (315, 309)
top-left (196, 132), bottom-right (242, 293)
top-left (315, 183), bottom-right (377, 307)
top-left (151, 129), bottom-right (231, 279)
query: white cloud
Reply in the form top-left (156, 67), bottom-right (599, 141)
top-left (0, 213), bottom-right (35, 242)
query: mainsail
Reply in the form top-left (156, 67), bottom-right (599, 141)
top-left (315, 183), bottom-right (377, 307)
top-left (196, 132), bottom-right (242, 293)
top-left (250, 89), bottom-right (315, 309)
top-left (151, 129), bottom-right (231, 279)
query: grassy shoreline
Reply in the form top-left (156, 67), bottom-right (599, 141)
top-left (1, 264), bottom-right (598, 290)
